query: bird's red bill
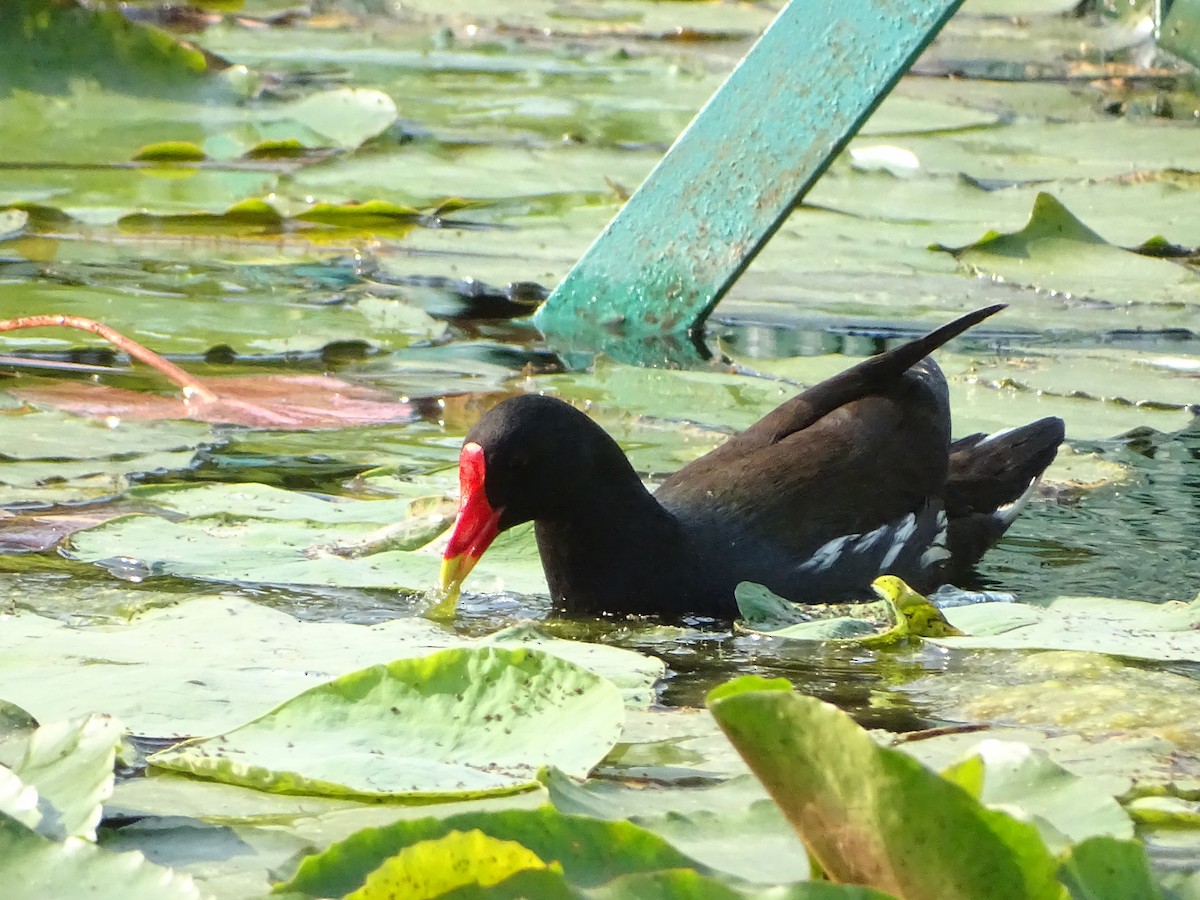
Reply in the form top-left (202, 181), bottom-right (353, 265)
top-left (440, 441), bottom-right (502, 593)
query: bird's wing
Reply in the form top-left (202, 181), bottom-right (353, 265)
top-left (703, 304), bottom-right (1004, 458)
top-left (658, 362), bottom-right (952, 559)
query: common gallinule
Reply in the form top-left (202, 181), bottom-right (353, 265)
top-left (440, 305), bottom-right (1064, 618)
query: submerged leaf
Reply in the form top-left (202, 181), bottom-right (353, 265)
top-left (903, 651), bottom-right (1200, 750)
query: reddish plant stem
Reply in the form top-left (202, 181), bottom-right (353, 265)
top-left (0, 315), bottom-right (219, 404)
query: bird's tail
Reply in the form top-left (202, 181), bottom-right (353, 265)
top-left (944, 416), bottom-right (1065, 572)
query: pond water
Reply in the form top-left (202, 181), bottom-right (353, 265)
top-left (1, 0), bottom-right (1198, 731)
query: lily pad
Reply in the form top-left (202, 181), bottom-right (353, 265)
top-left (939, 595), bottom-right (1200, 661)
top-left (1058, 836), bottom-right (1164, 900)
top-left (0, 0), bottom-right (213, 97)
top-left (13, 714), bottom-right (123, 841)
top-left (942, 739), bottom-right (1133, 852)
top-left (98, 816), bottom-right (315, 900)
top-left (934, 193), bottom-right (1200, 308)
top-left (277, 805), bottom-right (705, 898)
top-left (345, 828), bottom-right (553, 900)
top-left (0, 813), bottom-right (202, 900)
top-left (0, 769), bottom-right (40, 832)
top-left (733, 576), bottom-right (962, 645)
top-left (148, 647), bottom-right (624, 799)
top-left (539, 767), bottom-right (810, 885)
top-left (0, 408), bottom-right (212, 461)
top-left (2, 595), bottom-right (656, 736)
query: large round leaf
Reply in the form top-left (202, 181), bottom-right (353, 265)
top-left (148, 647), bottom-right (624, 800)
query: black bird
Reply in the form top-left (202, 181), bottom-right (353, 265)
top-left (440, 305), bottom-right (1064, 618)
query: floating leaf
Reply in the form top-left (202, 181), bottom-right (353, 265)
top-left (733, 576), bottom-right (959, 645)
top-left (0, 813), bottom-right (203, 900)
top-left (244, 138), bottom-right (316, 160)
top-left (296, 200), bottom-right (424, 231)
top-left (148, 647), bottom-right (623, 799)
top-left (3, 596), bottom-right (659, 736)
top-left (277, 805), bottom-right (704, 897)
top-left (540, 767), bottom-right (811, 885)
top-left (933, 193), bottom-right (1200, 307)
top-left (345, 829), bottom-right (553, 900)
top-left (0, 0), bottom-right (213, 96)
top-left (13, 714), bottom-right (123, 841)
top-left (280, 88), bottom-right (397, 149)
top-left (940, 595), bottom-right (1200, 661)
top-left (942, 739), bottom-right (1133, 851)
top-left (0, 208), bottom-right (29, 240)
top-left (118, 199), bottom-right (285, 235)
top-left (131, 141), bottom-right (206, 163)
top-left (0, 770), bottom-right (41, 832)
top-left (1057, 836), bottom-right (1163, 900)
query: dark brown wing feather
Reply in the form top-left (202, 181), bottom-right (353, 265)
top-left (656, 306), bottom-right (1005, 559)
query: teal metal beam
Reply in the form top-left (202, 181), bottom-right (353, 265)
top-left (534, 0), bottom-right (966, 346)
top-left (1159, 0), bottom-right (1200, 68)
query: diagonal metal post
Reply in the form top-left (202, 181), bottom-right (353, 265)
top-left (534, 0), bottom-right (966, 347)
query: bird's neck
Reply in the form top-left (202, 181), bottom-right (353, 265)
top-left (534, 482), bottom-right (687, 616)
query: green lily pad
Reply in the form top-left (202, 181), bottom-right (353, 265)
top-left (63, 506), bottom-right (546, 595)
top-left (13, 714), bottom-right (123, 841)
top-left (0, 409), bottom-right (212, 461)
top-left (272, 88), bottom-right (397, 150)
top-left (942, 739), bottom-right (1133, 852)
top-left (345, 828), bottom-right (553, 900)
top-left (754, 350), bottom-right (1197, 445)
top-left (132, 141), bottom-right (207, 163)
top-left (0, 208), bottom-right (29, 240)
top-left (277, 805), bottom-right (705, 898)
top-left (0, 813), bottom-right (202, 900)
top-left (2, 596), bottom-right (658, 736)
top-left (98, 816), bottom-right (315, 900)
top-left (127, 481), bottom-right (419, 524)
top-left (148, 647), bottom-right (623, 799)
top-left (707, 679), bottom-right (1064, 899)
top-left (0, 702), bottom-right (37, 770)
top-left (940, 595), bottom-right (1200, 661)
top-left (734, 576), bottom-right (961, 645)
top-left (588, 871), bottom-right (896, 899)
top-left (539, 767), bottom-right (810, 885)
top-left (1057, 836), bottom-right (1164, 900)
top-left (0, 769), bottom-right (41, 832)
top-left (0, 0), bottom-right (213, 97)
top-left (934, 193), bottom-right (1200, 307)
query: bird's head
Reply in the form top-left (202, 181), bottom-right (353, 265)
top-left (438, 394), bottom-right (620, 597)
